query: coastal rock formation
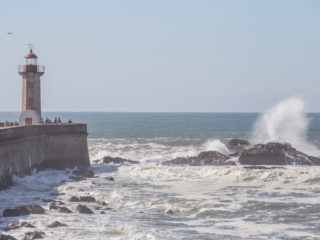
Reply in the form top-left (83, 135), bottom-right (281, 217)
top-left (104, 176), bottom-right (115, 181)
top-left (76, 204), bottom-right (94, 214)
top-left (4, 222), bottom-right (35, 231)
top-left (227, 139), bottom-right (250, 154)
top-left (239, 142), bottom-right (320, 165)
top-left (0, 235), bottom-right (17, 240)
top-left (162, 151), bottom-right (236, 166)
top-left (49, 205), bottom-right (72, 213)
top-left (103, 156), bottom-right (139, 164)
top-left (72, 169), bottom-right (95, 178)
top-left (69, 196), bottom-right (96, 202)
top-left (3, 204), bottom-right (45, 217)
top-left (47, 221), bottom-right (67, 228)
top-left (23, 231), bottom-right (45, 240)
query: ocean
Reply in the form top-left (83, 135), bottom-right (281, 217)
top-left (1, 108), bottom-right (320, 239)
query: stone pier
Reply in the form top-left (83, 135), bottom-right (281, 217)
top-left (0, 124), bottom-right (90, 190)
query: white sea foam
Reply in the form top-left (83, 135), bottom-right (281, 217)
top-left (251, 97), bottom-right (320, 156)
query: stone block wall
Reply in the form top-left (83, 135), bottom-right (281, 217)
top-left (0, 124), bottom-right (90, 189)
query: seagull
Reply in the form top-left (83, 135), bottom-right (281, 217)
top-left (7, 32), bottom-right (12, 35)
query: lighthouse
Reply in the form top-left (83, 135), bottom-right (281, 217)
top-left (18, 48), bottom-right (45, 125)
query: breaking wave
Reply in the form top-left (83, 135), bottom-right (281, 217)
top-left (251, 97), bottom-right (320, 156)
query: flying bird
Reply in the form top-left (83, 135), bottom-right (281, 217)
top-left (7, 32), bottom-right (12, 35)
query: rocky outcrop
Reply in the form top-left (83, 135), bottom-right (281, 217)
top-left (72, 169), bottom-right (95, 178)
top-left (227, 139), bottom-right (250, 154)
top-left (3, 204), bottom-right (45, 217)
top-left (162, 151), bottom-right (236, 166)
top-left (104, 176), bottom-right (114, 181)
top-left (4, 222), bottom-right (35, 231)
top-left (49, 205), bottom-right (72, 213)
top-left (239, 142), bottom-right (320, 165)
top-left (103, 156), bottom-right (139, 164)
top-left (23, 231), bottom-right (45, 240)
top-left (69, 196), bottom-right (96, 202)
top-left (47, 221), bottom-right (67, 228)
top-left (0, 235), bottom-right (17, 240)
top-left (76, 205), bottom-right (93, 214)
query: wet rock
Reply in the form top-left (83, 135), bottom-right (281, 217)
top-left (69, 176), bottom-right (86, 181)
top-left (100, 211), bottom-right (105, 214)
top-left (0, 235), bottom-right (17, 240)
top-left (50, 192), bottom-right (65, 196)
top-left (23, 231), bottom-right (45, 240)
top-left (103, 156), bottom-right (139, 165)
top-left (227, 139), bottom-right (250, 154)
top-left (166, 209), bottom-right (174, 215)
top-left (72, 169), bottom-right (95, 178)
top-left (76, 204), bottom-right (94, 214)
top-left (47, 221), bottom-right (67, 228)
top-left (79, 196), bottom-right (96, 202)
top-left (104, 176), bottom-right (115, 181)
top-left (3, 204), bottom-right (45, 217)
top-left (49, 205), bottom-right (72, 213)
top-left (163, 151), bottom-right (236, 166)
top-left (4, 222), bottom-right (35, 231)
top-left (98, 201), bottom-right (108, 206)
top-left (239, 142), bottom-right (320, 165)
top-left (69, 196), bottom-right (80, 202)
top-left (42, 199), bottom-right (64, 205)
top-left (69, 196), bottom-right (96, 202)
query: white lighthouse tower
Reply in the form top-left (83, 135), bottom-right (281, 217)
top-left (18, 48), bottom-right (45, 125)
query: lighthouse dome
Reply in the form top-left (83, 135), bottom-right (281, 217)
top-left (25, 49), bottom-right (38, 59)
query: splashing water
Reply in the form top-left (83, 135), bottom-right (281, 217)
top-left (202, 139), bottom-right (230, 155)
top-left (251, 97), bottom-right (320, 156)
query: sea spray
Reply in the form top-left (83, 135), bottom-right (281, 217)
top-left (202, 139), bottom-right (230, 155)
top-left (251, 97), bottom-right (320, 156)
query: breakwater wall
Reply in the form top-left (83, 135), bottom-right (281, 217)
top-left (0, 124), bottom-right (90, 189)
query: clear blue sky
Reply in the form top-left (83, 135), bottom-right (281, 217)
top-left (0, 0), bottom-right (319, 112)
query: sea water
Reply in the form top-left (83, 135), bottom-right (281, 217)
top-left (1, 104), bottom-right (320, 239)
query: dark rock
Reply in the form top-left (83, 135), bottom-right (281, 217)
top-left (239, 142), bottom-right (320, 165)
top-left (163, 151), bottom-right (235, 166)
top-left (227, 139), bottom-right (250, 154)
top-left (166, 209), bottom-right (174, 215)
top-left (4, 222), bottom-right (35, 231)
top-left (100, 211), bottom-right (105, 214)
top-left (69, 176), bottom-right (86, 181)
top-left (99, 201), bottom-right (108, 206)
top-left (79, 196), bottom-right (96, 202)
top-left (95, 206), bottom-right (101, 210)
top-left (103, 156), bottom-right (139, 165)
top-left (49, 205), bottom-right (72, 213)
top-left (47, 221), bottom-right (67, 228)
top-left (42, 199), bottom-right (64, 205)
top-left (69, 196), bottom-right (96, 202)
top-left (76, 204), bottom-right (93, 214)
top-left (3, 204), bottom-right (45, 217)
top-left (104, 176), bottom-right (115, 181)
top-left (50, 192), bottom-right (65, 196)
top-left (0, 235), bottom-right (17, 240)
top-left (23, 231), bottom-right (45, 240)
top-left (69, 196), bottom-right (80, 202)
top-left (72, 169), bottom-right (94, 178)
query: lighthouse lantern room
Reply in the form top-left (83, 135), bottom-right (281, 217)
top-left (18, 48), bottom-right (45, 126)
